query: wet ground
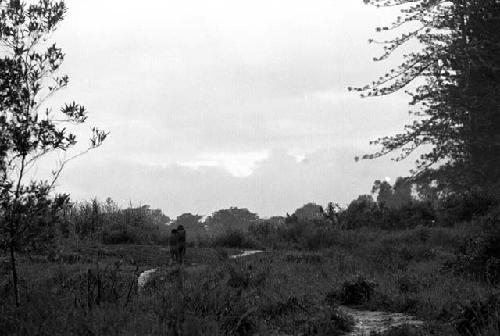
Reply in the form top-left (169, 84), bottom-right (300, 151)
top-left (229, 250), bottom-right (264, 258)
top-left (138, 250), bottom-right (425, 335)
top-left (339, 306), bottom-right (424, 335)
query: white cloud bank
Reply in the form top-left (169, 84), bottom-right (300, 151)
top-left (56, 147), bottom-right (414, 218)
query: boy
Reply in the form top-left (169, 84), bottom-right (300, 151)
top-left (169, 229), bottom-right (178, 265)
top-left (176, 225), bottom-right (186, 264)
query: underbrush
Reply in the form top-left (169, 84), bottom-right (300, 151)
top-left (0, 255), bottom-right (354, 335)
top-left (209, 230), bottom-right (260, 249)
top-left (1, 219), bottom-right (499, 335)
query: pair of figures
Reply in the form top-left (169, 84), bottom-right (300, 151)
top-left (169, 225), bottom-right (186, 264)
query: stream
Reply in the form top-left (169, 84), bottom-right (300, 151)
top-left (229, 250), bottom-right (264, 259)
top-left (137, 250), bottom-right (424, 335)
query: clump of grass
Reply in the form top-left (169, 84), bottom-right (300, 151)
top-left (454, 293), bottom-right (500, 336)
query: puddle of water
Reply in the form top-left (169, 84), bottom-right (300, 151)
top-left (137, 268), bottom-right (157, 290)
top-left (339, 306), bottom-right (424, 336)
top-left (229, 250), bottom-right (264, 259)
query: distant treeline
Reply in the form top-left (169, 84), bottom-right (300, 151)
top-left (34, 176), bottom-right (498, 251)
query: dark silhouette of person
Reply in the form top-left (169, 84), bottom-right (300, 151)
top-left (169, 229), bottom-right (178, 265)
top-left (177, 225), bottom-right (186, 264)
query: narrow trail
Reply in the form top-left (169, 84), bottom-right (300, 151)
top-left (138, 250), bottom-right (424, 335)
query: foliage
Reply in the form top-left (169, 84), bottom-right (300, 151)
top-left (292, 202), bottom-right (325, 222)
top-left (173, 213), bottom-right (204, 240)
top-left (372, 177), bottom-right (414, 209)
top-left (66, 198), bottom-right (170, 245)
top-left (353, 0), bottom-right (500, 193)
top-left (1, 222), bottom-right (498, 335)
top-left (455, 293), bottom-right (500, 336)
top-left (337, 276), bottom-right (378, 305)
top-left (0, 0), bottom-right (107, 306)
top-left (211, 229), bottom-right (258, 249)
top-left (448, 223), bottom-right (500, 284)
top-left (437, 189), bottom-right (499, 226)
top-left (205, 207), bottom-right (258, 236)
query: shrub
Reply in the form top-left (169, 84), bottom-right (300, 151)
top-left (455, 293), bottom-right (500, 336)
top-left (438, 190), bottom-right (499, 226)
top-left (337, 276), bottom-right (377, 305)
top-left (102, 226), bottom-right (143, 244)
top-left (449, 224), bottom-right (500, 284)
top-left (211, 230), bottom-right (258, 249)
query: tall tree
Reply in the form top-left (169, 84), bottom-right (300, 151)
top-left (352, 0), bottom-right (500, 194)
top-left (293, 203), bottom-right (325, 222)
top-left (372, 180), bottom-right (394, 207)
top-left (205, 207), bottom-right (258, 234)
top-left (0, 0), bottom-right (107, 306)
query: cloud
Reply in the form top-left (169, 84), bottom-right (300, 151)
top-left (31, 0), bottom-right (421, 217)
top-left (178, 150), bottom-right (270, 177)
top-left (55, 146), bottom-right (415, 218)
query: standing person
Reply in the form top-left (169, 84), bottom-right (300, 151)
top-left (176, 225), bottom-right (186, 264)
top-left (169, 229), bottom-right (178, 265)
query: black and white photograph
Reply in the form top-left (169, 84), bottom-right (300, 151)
top-left (1, 0), bottom-right (499, 335)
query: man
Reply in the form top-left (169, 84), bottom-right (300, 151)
top-left (176, 225), bottom-right (186, 264)
top-left (169, 229), bottom-right (178, 265)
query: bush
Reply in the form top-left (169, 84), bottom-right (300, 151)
top-left (211, 230), bottom-right (258, 249)
top-left (101, 225), bottom-right (145, 244)
top-left (455, 293), bottom-right (500, 336)
top-left (449, 224), bottom-right (500, 284)
top-left (337, 276), bottom-right (377, 305)
top-left (438, 190), bottom-right (499, 226)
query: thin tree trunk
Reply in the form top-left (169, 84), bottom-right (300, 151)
top-left (9, 236), bottom-right (19, 307)
top-left (8, 155), bottom-right (26, 308)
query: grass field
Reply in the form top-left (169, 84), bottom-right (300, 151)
top-left (1, 223), bottom-right (499, 335)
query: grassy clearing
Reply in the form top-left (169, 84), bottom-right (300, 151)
top-left (1, 223), bottom-right (499, 335)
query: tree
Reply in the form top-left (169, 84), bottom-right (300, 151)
top-left (371, 180), bottom-right (394, 207)
top-left (392, 177), bottom-right (414, 206)
top-left (352, 0), bottom-right (500, 194)
top-left (174, 213), bottom-right (204, 239)
top-left (325, 202), bottom-right (341, 225)
top-left (372, 177), bottom-right (414, 208)
top-left (205, 207), bottom-right (258, 235)
top-left (0, 0), bottom-right (107, 306)
top-left (293, 202), bottom-right (325, 222)
top-left (344, 195), bottom-right (380, 228)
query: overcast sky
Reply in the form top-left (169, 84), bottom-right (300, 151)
top-left (39, 0), bottom-right (419, 218)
